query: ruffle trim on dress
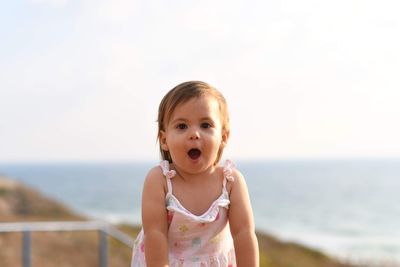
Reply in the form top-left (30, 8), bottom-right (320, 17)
top-left (162, 159), bottom-right (234, 222)
top-left (166, 193), bottom-right (230, 223)
top-left (169, 248), bottom-right (236, 267)
top-left (223, 159), bottom-right (235, 182)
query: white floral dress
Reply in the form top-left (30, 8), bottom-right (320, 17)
top-left (131, 160), bottom-right (237, 267)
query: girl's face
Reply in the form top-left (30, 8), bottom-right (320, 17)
top-left (160, 95), bottom-right (228, 174)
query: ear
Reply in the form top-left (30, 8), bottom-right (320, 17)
top-left (221, 130), bottom-right (230, 148)
top-left (160, 130), bottom-right (169, 151)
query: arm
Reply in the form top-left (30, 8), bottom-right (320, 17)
top-left (228, 169), bottom-right (259, 267)
top-left (141, 167), bottom-right (169, 267)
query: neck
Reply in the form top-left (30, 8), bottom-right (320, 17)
top-left (172, 164), bottom-right (216, 182)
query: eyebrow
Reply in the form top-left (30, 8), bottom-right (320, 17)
top-left (170, 116), bottom-right (215, 124)
top-left (200, 117), bottom-right (216, 123)
top-left (170, 118), bottom-right (187, 124)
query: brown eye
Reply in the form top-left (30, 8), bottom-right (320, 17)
top-left (201, 122), bottom-right (212, 129)
top-left (176, 123), bottom-right (187, 130)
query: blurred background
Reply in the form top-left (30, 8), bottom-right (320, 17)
top-left (1, 0), bottom-right (399, 266)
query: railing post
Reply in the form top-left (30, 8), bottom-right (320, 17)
top-left (99, 229), bottom-right (108, 267)
top-left (0, 221), bottom-right (134, 267)
top-left (22, 230), bottom-right (31, 267)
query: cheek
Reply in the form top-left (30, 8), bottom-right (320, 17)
top-left (167, 135), bottom-right (184, 149)
top-left (210, 135), bottom-right (223, 149)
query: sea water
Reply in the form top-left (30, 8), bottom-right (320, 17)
top-left (1, 158), bottom-right (399, 264)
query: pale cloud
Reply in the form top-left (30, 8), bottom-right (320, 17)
top-left (83, 0), bottom-right (137, 24)
top-left (29, 0), bottom-right (68, 8)
top-left (1, 0), bottom-right (400, 162)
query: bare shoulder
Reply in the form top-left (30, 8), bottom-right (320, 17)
top-left (143, 165), bottom-right (167, 194)
top-left (146, 165), bottom-right (164, 180)
top-left (231, 167), bottom-right (245, 181)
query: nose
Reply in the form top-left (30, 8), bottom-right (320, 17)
top-left (189, 128), bottom-right (200, 140)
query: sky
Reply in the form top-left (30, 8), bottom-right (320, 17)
top-left (1, 0), bottom-right (400, 163)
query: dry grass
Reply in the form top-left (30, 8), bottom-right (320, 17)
top-left (257, 230), bottom-right (356, 267)
top-left (0, 230), bottom-right (134, 267)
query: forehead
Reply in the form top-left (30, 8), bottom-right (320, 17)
top-left (169, 95), bottom-right (221, 121)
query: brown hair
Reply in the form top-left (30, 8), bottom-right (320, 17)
top-left (157, 81), bottom-right (230, 165)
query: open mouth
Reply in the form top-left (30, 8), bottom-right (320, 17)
top-left (188, 148), bottom-right (201, 160)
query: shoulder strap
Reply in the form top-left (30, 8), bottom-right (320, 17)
top-left (159, 160), bottom-right (176, 194)
top-left (222, 159), bottom-right (235, 188)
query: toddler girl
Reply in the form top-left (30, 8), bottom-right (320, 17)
top-left (131, 81), bottom-right (259, 267)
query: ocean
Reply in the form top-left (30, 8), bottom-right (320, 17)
top-left (1, 159), bottom-right (399, 265)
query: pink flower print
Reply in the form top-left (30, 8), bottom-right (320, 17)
top-left (140, 242), bottom-right (145, 253)
top-left (228, 265), bottom-right (233, 267)
top-left (179, 224), bottom-right (189, 236)
top-left (209, 234), bottom-right (220, 244)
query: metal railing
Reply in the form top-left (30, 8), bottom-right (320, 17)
top-left (0, 221), bottom-right (134, 267)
